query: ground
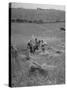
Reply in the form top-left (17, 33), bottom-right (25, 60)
top-left (11, 22), bottom-right (65, 87)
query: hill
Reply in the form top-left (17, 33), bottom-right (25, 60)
top-left (11, 8), bottom-right (65, 23)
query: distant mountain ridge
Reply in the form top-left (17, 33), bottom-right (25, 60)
top-left (11, 8), bottom-right (65, 23)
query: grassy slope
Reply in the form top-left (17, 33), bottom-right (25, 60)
top-left (11, 8), bottom-right (65, 22)
top-left (11, 22), bottom-right (65, 87)
top-left (11, 22), bottom-right (65, 48)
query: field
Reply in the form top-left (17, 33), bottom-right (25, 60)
top-left (11, 22), bottom-right (65, 87)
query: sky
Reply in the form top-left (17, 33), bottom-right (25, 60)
top-left (11, 3), bottom-right (65, 11)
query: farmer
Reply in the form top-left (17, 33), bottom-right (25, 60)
top-left (41, 41), bottom-right (48, 52)
top-left (27, 40), bottom-right (34, 54)
top-left (33, 38), bottom-right (40, 52)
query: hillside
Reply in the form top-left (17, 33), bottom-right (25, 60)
top-left (11, 7), bottom-right (65, 87)
top-left (11, 8), bottom-right (65, 23)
